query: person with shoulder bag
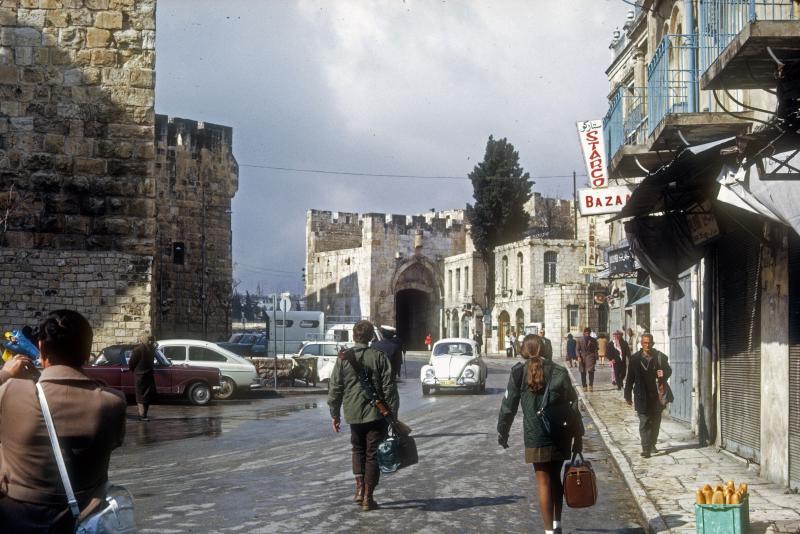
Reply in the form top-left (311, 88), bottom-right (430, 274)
top-left (328, 320), bottom-right (399, 512)
top-left (497, 335), bottom-right (583, 534)
top-left (0, 310), bottom-right (128, 533)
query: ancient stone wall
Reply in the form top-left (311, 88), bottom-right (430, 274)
top-left (527, 193), bottom-right (577, 239)
top-left (153, 115), bottom-right (238, 341)
top-left (0, 1), bottom-right (156, 345)
top-left (0, 248), bottom-right (151, 352)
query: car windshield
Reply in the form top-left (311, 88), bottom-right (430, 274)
top-left (228, 333), bottom-right (243, 343)
top-left (433, 343), bottom-right (473, 357)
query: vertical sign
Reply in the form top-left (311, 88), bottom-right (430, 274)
top-left (586, 217), bottom-right (597, 267)
top-left (576, 119), bottom-right (608, 189)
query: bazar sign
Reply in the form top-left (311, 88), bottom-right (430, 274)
top-left (578, 185), bottom-right (633, 216)
top-left (576, 119), bottom-right (608, 188)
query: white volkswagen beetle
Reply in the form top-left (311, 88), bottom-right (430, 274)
top-left (420, 338), bottom-right (487, 395)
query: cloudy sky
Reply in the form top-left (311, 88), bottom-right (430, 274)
top-left (155, 0), bottom-right (630, 294)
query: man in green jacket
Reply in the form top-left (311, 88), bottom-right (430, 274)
top-left (328, 320), bottom-right (399, 511)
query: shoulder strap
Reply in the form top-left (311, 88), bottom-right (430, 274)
top-left (36, 382), bottom-right (81, 519)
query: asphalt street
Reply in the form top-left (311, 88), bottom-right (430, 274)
top-left (110, 353), bottom-right (645, 533)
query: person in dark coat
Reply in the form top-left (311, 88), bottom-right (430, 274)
top-left (372, 325), bottom-right (403, 381)
top-left (129, 333), bottom-right (157, 421)
top-left (565, 334), bottom-right (577, 367)
top-left (538, 327), bottom-right (553, 360)
top-left (624, 333), bottom-right (672, 457)
top-left (575, 327), bottom-right (598, 391)
top-left (610, 330), bottom-right (631, 390)
top-left (497, 335), bottom-right (582, 533)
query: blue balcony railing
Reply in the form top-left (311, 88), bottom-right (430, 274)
top-left (699, 0), bottom-right (798, 76)
top-left (603, 87), bottom-right (648, 161)
top-left (647, 34), bottom-right (698, 136)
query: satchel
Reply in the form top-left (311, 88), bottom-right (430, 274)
top-left (535, 370), bottom-right (582, 444)
top-left (377, 423), bottom-right (418, 474)
top-left (656, 354), bottom-right (674, 407)
top-left (563, 452), bottom-right (597, 508)
top-left (36, 383), bottom-right (136, 534)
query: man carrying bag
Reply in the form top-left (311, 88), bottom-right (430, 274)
top-left (328, 320), bottom-right (399, 512)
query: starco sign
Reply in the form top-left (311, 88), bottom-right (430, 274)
top-left (576, 119), bottom-right (608, 188)
top-left (578, 185), bottom-right (633, 216)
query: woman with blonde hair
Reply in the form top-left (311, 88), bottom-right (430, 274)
top-left (497, 334), bottom-right (582, 534)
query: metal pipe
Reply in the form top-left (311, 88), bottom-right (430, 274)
top-left (685, 0), bottom-right (698, 113)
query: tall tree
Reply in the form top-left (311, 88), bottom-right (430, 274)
top-left (243, 291), bottom-right (255, 323)
top-left (231, 290), bottom-right (242, 322)
top-left (466, 136), bottom-right (533, 310)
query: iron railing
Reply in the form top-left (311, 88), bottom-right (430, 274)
top-left (603, 86), bottom-right (648, 161)
top-left (699, 0), bottom-right (798, 76)
top-left (647, 34), bottom-right (698, 136)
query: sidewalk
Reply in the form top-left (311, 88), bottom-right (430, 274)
top-left (568, 361), bottom-right (800, 533)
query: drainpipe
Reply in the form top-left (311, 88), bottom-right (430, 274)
top-left (686, 0), bottom-right (698, 113)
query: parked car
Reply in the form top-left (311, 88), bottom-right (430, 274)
top-left (295, 341), bottom-right (353, 383)
top-left (157, 339), bottom-right (263, 400)
top-left (216, 332), bottom-right (262, 356)
top-left (420, 338), bottom-right (487, 395)
top-left (85, 345), bottom-right (221, 406)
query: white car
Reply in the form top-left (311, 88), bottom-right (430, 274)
top-left (295, 341), bottom-right (353, 383)
top-left (158, 339), bottom-right (263, 400)
top-left (420, 338), bottom-right (487, 395)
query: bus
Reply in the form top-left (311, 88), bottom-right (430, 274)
top-left (263, 310), bottom-right (325, 356)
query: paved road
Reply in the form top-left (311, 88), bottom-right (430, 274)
top-left (110, 354), bottom-right (644, 533)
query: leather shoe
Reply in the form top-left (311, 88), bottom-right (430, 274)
top-left (640, 450), bottom-right (651, 458)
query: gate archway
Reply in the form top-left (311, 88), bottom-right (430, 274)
top-left (392, 259), bottom-right (441, 351)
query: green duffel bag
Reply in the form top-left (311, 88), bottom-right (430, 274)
top-left (377, 423), bottom-right (418, 474)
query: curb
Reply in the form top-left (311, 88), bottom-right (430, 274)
top-left (569, 369), bottom-right (669, 534)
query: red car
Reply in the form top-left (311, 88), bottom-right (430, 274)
top-left (84, 345), bottom-right (221, 405)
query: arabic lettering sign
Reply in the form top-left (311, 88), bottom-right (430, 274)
top-left (607, 243), bottom-right (637, 275)
top-left (578, 185), bottom-right (633, 216)
top-left (576, 119), bottom-right (608, 188)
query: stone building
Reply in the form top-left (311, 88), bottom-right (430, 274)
top-left (442, 244), bottom-right (487, 342)
top-left (153, 115), bottom-right (238, 341)
top-left (0, 2), bottom-right (237, 349)
top-left (491, 238), bottom-right (585, 353)
top-left (305, 209), bottom-right (466, 350)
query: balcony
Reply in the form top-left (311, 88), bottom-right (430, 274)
top-left (699, 0), bottom-right (800, 90)
top-left (647, 34), bottom-right (751, 151)
top-left (603, 86), bottom-right (663, 177)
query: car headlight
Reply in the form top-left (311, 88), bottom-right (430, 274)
top-left (463, 368), bottom-right (475, 379)
top-left (425, 369), bottom-right (435, 378)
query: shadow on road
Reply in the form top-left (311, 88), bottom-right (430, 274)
top-left (413, 432), bottom-right (489, 438)
top-left (380, 495), bottom-right (525, 511)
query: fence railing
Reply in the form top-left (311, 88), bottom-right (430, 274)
top-left (699, 0), bottom-right (798, 76)
top-left (647, 34), bottom-right (698, 136)
top-left (603, 86), bottom-right (648, 161)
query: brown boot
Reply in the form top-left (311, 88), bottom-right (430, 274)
top-left (353, 476), bottom-right (364, 503)
top-left (361, 484), bottom-right (378, 511)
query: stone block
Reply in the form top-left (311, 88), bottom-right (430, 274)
top-left (100, 67), bottom-right (127, 85)
top-left (34, 48), bottom-right (48, 64)
top-left (113, 28), bottom-right (139, 49)
top-left (14, 27), bottom-right (42, 47)
top-left (20, 0), bottom-right (39, 8)
top-left (94, 10), bottom-right (122, 29)
top-left (43, 133), bottom-right (64, 153)
top-left (39, 0), bottom-right (62, 8)
top-left (141, 29), bottom-right (154, 50)
top-left (83, 67), bottom-right (100, 84)
top-left (85, 27), bottom-right (111, 48)
top-left (90, 49), bottom-right (116, 66)
top-left (63, 67), bottom-right (83, 85)
top-left (0, 8), bottom-right (15, 26)
top-left (66, 9), bottom-right (94, 26)
top-left (21, 67), bottom-right (43, 83)
top-left (10, 117), bottom-right (34, 131)
top-left (85, 0), bottom-right (110, 9)
top-left (45, 10), bottom-right (69, 27)
top-left (74, 157), bottom-right (106, 174)
top-left (129, 67), bottom-right (153, 88)
top-left (0, 64), bottom-right (17, 83)
top-left (17, 9), bottom-right (46, 28)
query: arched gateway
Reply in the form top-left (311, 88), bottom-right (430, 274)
top-left (392, 258), bottom-right (441, 351)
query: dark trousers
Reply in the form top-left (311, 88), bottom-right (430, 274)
top-left (637, 410), bottom-right (663, 452)
top-left (350, 419), bottom-right (389, 488)
top-left (0, 495), bottom-right (74, 533)
top-left (580, 370), bottom-right (595, 387)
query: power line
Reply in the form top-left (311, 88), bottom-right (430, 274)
top-left (239, 162), bottom-right (586, 181)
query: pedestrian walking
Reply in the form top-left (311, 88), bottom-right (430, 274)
top-left (505, 330), bottom-right (514, 358)
top-left (0, 310), bottom-right (127, 531)
top-left (610, 330), bottom-right (631, 390)
top-left (576, 328), bottom-right (598, 391)
top-left (624, 333), bottom-right (672, 458)
top-left (497, 335), bottom-right (582, 534)
top-left (129, 332), bottom-right (157, 421)
top-left (473, 332), bottom-right (483, 356)
top-left (372, 325), bottom-right (403, 382)
top-left (597, 333), bottom-right (608, 365)
top-left (539, 327), bottom-right (553, 361)
top-left (565, 334), bottom-right (577, 368)
top-left (328, 320), bottom-right (399, 511)
top-left (424, 333), bottom-right (432, 351)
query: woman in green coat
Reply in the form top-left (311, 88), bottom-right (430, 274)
top-left (497, 335), bottom-right (583, 534)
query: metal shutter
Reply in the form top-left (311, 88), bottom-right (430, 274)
top-left (718, 228), bottom-right (761, 464)
top-left (789, 232), bottom-right (800, 491)
top-left (669, 274), bottom-right (693, 424)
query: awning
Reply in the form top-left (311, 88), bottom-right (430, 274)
top-left (716, 165), bottom-right (784, 223)
top-left (609, 137), bottom-right (737, 222)
top-left (625, 281), bottom-right (650, 307)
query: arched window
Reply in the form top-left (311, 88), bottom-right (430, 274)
top-left (544, 251), bottom-right (557, 284)
top-left (515, 309), bottom-right (525, 335)
top-left (516, 252), bottom-right (523, 290)
top-left (501, 256), bottom-right (509, 290)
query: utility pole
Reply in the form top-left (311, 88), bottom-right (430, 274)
top-left (573, 170), bottom-right (578, 240)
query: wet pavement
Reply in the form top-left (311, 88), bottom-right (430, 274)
top-left (110, 354), bottom-right (645, 533)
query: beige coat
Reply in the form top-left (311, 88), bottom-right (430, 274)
top-left (0, 365), bottom-right (126, 507)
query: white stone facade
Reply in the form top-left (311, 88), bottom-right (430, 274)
top-left (442, 252), bottom-right (487, 340)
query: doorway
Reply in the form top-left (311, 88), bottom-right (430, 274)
top-left (395, 289), bottom-right (433, 351)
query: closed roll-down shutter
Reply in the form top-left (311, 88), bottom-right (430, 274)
top-left (788, 233), bottom-right (800, 491)
top-left (718, 230), bottom-right (761, 464)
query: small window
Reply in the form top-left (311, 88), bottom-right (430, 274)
top-left (455, 268), bottom-right (461, 294)
top-left (501, 256), bottom-right (509, 290)
top-left (516, 252), bottom-right (523, 290)
top-left (173, 242), bottom-right (185, 265)
top-left (163, 346), bottom-right (186, 361)
top-left (299, 320), bottom-right (319, 328)
top-left (465, 266), bottom-right (469, 293)
top-left (323, 345), bottom-right (340, 356)
top-left (302, 344), bottom-right (320, 356)
top-left (544, 251), bottom-right (558, 284)
top-left (275, 320), bottom-right (294, 327)
top-left (568, 305), bottom-right (579, 330)
top-left (189, 346), bottom-right (228, 363)
top-left (334, 329), bottom-right (349, 342)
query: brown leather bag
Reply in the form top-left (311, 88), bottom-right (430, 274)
top-left (563, 452), bottom-right (597, 508)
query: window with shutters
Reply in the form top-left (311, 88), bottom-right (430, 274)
top-left (544, 251), bottom-right (558, 284)
top-left (501, 256), bottom-right (509, 291)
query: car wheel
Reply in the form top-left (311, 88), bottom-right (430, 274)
top-left (187, 382), bottom-right (212, 406)
top-left (422, 385), bottom-right (431, 396)
top-left (215, 376), bottom-right (236, 400)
